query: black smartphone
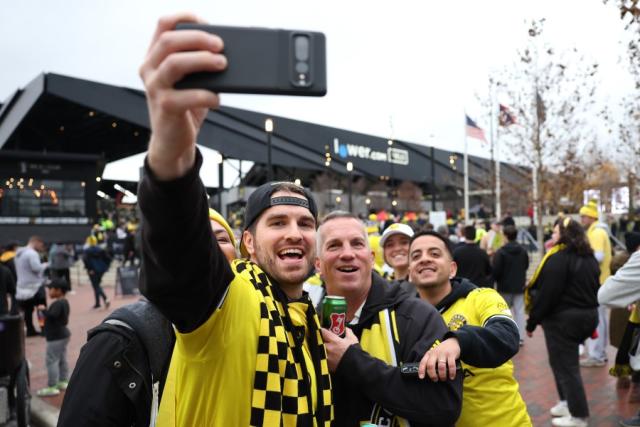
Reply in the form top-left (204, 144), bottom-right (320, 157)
top-left (400, 362), bottom-right (420, 377)
top-left (400, 361), bottom-right (462, 379)
top-left (174, 24), bottom-right (327, 96)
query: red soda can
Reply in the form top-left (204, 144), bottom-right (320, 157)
top-left (322, 295), bottom-right (347, 337)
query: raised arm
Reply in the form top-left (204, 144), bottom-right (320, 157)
top-left (137, 14), bottom-right (233, 333)
top-left (139, 13), bottom-right (226, 180)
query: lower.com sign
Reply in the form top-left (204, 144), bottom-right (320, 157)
top-left (333, 138), bottom-right (409, 165)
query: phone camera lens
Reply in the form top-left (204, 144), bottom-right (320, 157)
top-left (294, 35), bottom-right (310, 61)
top-left (295, 62), bottom-right (309, 74)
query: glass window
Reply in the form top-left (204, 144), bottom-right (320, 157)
top-left (0, 177), bottom-right (86, 218)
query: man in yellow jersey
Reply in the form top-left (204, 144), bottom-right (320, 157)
top-left (579, 200), bottom-right (613, 367)
top-left (315, 212), bottom-right (462, 426)
top-left (407, 231), bottom-right (531, 427)
top-left (137, 13), bottom-right (331, 426)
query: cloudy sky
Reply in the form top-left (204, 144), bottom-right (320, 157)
top-left (0, 0), bottom-right (632, 172)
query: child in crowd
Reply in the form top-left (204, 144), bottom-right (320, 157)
top-left (36, 277), bottom-right (71, 397)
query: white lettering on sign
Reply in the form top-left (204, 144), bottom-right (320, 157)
top-left (333, 138), bottom-right (409, 165)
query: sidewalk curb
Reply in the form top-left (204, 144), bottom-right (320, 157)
top-left (31, 396), bottom-right (59, 427)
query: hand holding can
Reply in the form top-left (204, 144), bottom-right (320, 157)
top-left (321, 295), bottom-right (347, 337)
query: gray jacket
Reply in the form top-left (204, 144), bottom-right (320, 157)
top-left (598, 250), bottom-right (640, 308)
top-left (49, 244), bottom-right (73, 269)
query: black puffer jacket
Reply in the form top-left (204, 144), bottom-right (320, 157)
top-left (331, 274), bottom-right (462, 426)
top-left (58, 301), bottom-right (174, 427)
top-left (526, 250), bottom-right (600, 333)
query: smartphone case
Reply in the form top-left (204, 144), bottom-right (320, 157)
top-left (174, 24), bottom-right (327, 96)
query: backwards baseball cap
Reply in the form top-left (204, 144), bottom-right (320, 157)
top-left (240, 181), bottom-right (318, 257)
top-left (380, 223), bottom-right (414, 248)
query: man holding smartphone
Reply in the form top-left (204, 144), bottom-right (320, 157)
top-left (138, 14), bottom-right (331, 426)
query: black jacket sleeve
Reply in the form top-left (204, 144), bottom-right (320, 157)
top-left (43, 300), bottom-right (62, 321)
top-left (447, 316), bottom-right (519, 368)
top-left (58, 333), bottom-right (137, 427)
top-left (137, 149), bottom-right (234, 333)
top-left (483, 251), bottom-right (492, 279)
top-left (526, 253), bottom-right (567, 332)
top-left (336, 299), bottom-right (462, 425)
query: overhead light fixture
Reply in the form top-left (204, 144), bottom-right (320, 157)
top-left (265, 118), bottom-right (274, 133)
top-left (346, 162), bottom-right (353, 172)
top-left (113, 183), bottom-right (136, 198)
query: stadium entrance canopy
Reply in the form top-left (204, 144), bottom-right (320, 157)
top-left (0, 73), bottom-right (529, 242)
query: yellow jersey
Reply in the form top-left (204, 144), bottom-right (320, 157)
top-left (442, 288), bottom-right (531, 427)
top-left (157, 260), bottom-right (326, 426)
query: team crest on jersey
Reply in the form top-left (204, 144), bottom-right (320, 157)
top-left (447, 314), bottom-right (467, 331)
top-left (496, 301), bottom-right (509, 311)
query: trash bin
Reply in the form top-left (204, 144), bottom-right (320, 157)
top-left (0, 315), bottom-right (25, 377)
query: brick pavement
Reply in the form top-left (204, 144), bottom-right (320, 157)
top-left (23, 264), bottom-right (640, 426)
top-left (515, 329), bottom-right (639, 426)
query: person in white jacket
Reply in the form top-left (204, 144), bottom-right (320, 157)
top-left (598, 232), bottom-right (640, 427)
top-left (15, 236), bottom-right (49, 336)
top-left (598, 233), bottom-right (640, 309)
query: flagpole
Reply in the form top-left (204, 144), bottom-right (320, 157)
top-left (495, 123), bottom-right (502, 220)
top-left (491, 84), bottom-right (501, 220)
top-left (489, 85), bottom-right (496, 219)
top-left (464, 113), bottom-right (470, 224)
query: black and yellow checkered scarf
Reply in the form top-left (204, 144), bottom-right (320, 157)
top-left (235, 261), bottom-right (333, 427)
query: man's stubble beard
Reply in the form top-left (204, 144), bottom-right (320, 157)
top-left (253, 239), bottom-right (315, 287)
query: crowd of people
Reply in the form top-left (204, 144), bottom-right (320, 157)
top-left (4, 13), bottom-right (640, 427)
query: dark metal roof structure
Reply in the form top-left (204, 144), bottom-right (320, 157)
top-left (0, 73), bottom-right (530, 193)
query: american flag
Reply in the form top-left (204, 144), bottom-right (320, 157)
top-left (465, 115), bottom-right (487, 142)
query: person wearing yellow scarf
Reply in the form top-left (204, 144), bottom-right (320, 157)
top-left (525, 218), bottom-right (600, 427)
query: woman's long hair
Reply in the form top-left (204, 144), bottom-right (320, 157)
top-left (557, 218), bottom-right (594, 257)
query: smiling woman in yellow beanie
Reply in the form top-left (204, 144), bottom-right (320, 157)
top-left (208, 208), bottom-right (237, 262)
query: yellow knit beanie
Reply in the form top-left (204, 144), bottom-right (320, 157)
top-left (579, 200), bottom-right (598, 219)
top-left (208, 208), bottom-right (236, 249)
